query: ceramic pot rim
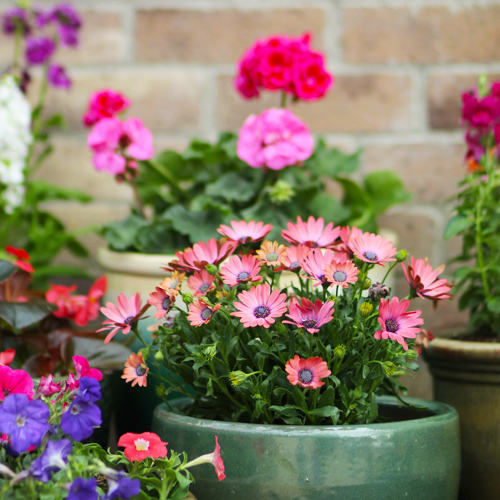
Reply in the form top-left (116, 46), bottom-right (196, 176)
top-left (424, 337), bottom-right (500, 364)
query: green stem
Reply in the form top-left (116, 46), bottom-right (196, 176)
top-left (127, 173), bottom-right (147, 219)
top-left (280, 90), bottom-right (287, 108)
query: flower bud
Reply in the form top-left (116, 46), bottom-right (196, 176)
top-left (154, 350), bottom-right (164, 363)
top-left (268, 180), bottom-right (295, 204)
top-left (230, 371), bottom-right (250, 386)
top-left (359, 302), bottom-right (373, 317)
top-left (204, 343), bottom-right (218, 360)
top-left (182, 293), bottom-right (194, 304)
top-left (155, 384), bottom-right (167, 399)
top-left (334, 344), bottom-right (346, 359)
top-left (383, 361), bottom-right (397, 376)
top-left (205, 264), bottom-right (218, 275)
top-left (362, 278), bottom-right (372, 290)
top-left (395, 249), bottom-right (408, 262)
top-left (405, 349), bottom-right (418, 360)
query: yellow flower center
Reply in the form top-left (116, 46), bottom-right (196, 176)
top-left (134, 438), bottom-right (150, 451)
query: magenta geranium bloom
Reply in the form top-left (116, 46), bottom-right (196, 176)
top-left (187, 300), bottom-right (220, 327)
top-left (83, 89), bottom-right (130, 127)
top-left (0, 365), bottom-right (34, 401)
top-left (282, 216), bottom-right (341, 249)
top-left (236, 108), bottom-right (314, 170)
top-left (148, 287), bottom-right (176, 319)
top-left (283, 297), bottom-right (334, 334)
top-left (402, 257), bottom-right (452, 305)
top-left (285, 355), bottom-right (331, 389)
top-left (300, 248), bottom-right (336, 287)
top-left (231, 284), bottom-right (287, 328)
top-left (220, 255), bottom-right (262, 288)
top-left (374, 297), bottom-right (424, 351)
top-left (98, 293), bottom-right (143, 344)
top-left (187, 270), bottom-right (216, 297)
top-left (348, 231), bottom-right (397, 266)
top-left (325, 259), bottom-right (359, 288)
top-left (217, 220), bottom-right (273, 244)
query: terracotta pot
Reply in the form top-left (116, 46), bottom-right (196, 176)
top-left (424, 338), bottom-right (500, 500)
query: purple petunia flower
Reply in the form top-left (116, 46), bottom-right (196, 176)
top-left (31, 438), bottom-right (72, 483)
top-left (0, 394), bottom-right (50, 453)
top-left (47, 64), bottom-right (71, 89)
top-left (60, 397), bottom-right (101, 441)
top-left (102, 470), bottom-right (141, 500)
top-left (68, 477), bottom-right (98, 500)
top-left (76, 377), bottom-right (101, 403)
top-left (25, 36), bottom-right (56, 65)
top-left (2, 7), bottom-right (31, 36)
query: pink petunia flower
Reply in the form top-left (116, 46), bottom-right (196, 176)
top-left (73, 355), bottom-right (103, 381)
top-left (185, 436), bottom-right (226, 481)
top-left (98, 293), bottom-right (143, 344)
top-left (148, 287), bottom-right (176, 319)
top-left (300, 248), bottom-right (336, 287)
top-left (0, 365), bottom-right (33, 401)
top-left (285, 355), bottom-right (331, 389)
top-left (324, 259), bottom-right (359, 288)
top-left (217, 220), bottom-right (273, 244)
top-left (402, 257), bottom-right (452, 305)
top-left (83, 89), bottom-right (130, 127)
top-left (374, 297), bottom-right (424, 352)
top-left (231, 284), bottom-right (287, 328)
top-left (187, 270), bottom-right (216, 297)
top-left (36, 375), bottom-right (61, 397)
top-left (220, 255), bottom-right (262, 288)
top-left (282, 216), bottom-right (341, 249)
top-left (283, 297), bottom-right (334, 334)
top-left (348, 232), bottom-right (397, 266)
top-left (237, 108), bottom-right (314, 170)
top-left (187, 300), bottom-right (220, 327)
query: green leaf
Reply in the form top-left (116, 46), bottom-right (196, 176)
top-left (306, 140), bottom-right (361, 178)
top-left (0, 301), bottom-right (55, 329)
top-left (0, 260), bottom-right (16, 283)
top-left (317, 385), bottom-right (335, 408)
top-left (308, 406), bottom-right (340, 419)
top-left (444, 215), bottom-right (472, 240)
top-left (104, 215), bottom-right (148, 251)
top-left (205, 173), bottom-right (256, 203)
top-left (43, 113), bottom-right (65, 129)
top-left (72, 338), bottom-right (132, 370)
top-left (487, 297), bottom-right (500, 314)
top-left (363, 170), bottom-right (412, 214)
top-left (308, 193), bottom-right (351, 224)
top-left (28, 180), bottom-right (92, 203)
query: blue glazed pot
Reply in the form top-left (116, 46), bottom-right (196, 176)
top-left (152, 396), bottom-right (460, 500)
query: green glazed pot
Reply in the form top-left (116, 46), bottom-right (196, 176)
top-left (152, 396), bottom-right (460, 500)
top-left (424, 338), bottom-right (500, 500)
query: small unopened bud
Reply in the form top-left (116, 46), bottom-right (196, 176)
top-left (268, 179), bottom-right (295, 204)
top-left (395, 250), bottom-right (408, 262)
top-left (154, 350), bottom-right (164, 363)
top-left (230, 370), bottom-right (258, 387)
top-left (405, 349), bottom-right (418, 359)
top-left (204, 343), bottom-right (218, 360)
top-left (156, 384), bottom-right (167, 399)
top-left (368, 282), bottom-right (391, 301)
top-left (205, 264), bottom-right (218, 275)
top-left (362, 278), bottom-right (372, 290)
top-left (182, 293), bottom-right (194, 304)
top-left (384, 362), bottom-right (397, 376)
top-left (334, 345), bottom-right (346, 359)
top-left (359, 302), bottom-right (373, 317)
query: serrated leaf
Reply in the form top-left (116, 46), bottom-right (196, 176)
top-left (205, 173), bottom-right (255, 202)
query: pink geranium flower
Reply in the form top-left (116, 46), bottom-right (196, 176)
top-left (98, 293), bottom-right (143, 344)
top-left (324, 259), bottom-right (359, 288)
top-left (237, 108), bottom-right (314, 170)
top-left (231, 284), bottom-right (287, 328)
top-left (300, 248), bottom-right (336, 287)
top-left (292, 52), bottom-right (333, 100)
top-left (285, 355), bottom-right (331, 389)
top-left (148, 287), bottom-right (176, 319)
top-left (217, 220), bottom-right (273, 244)
top-left (0, 365), bottom-right (33, 401)
top-left (187, 270), bottom-right (216, 297)
top-left (187, 300), bottom-right (220, 327)
top-left (282, 216), bottom-right (341, 249)
top-left (348, 232), bottom-right (397, 266)
top-left (283, 297), bottom-right (334, 333)
top-left (82, 89), bottom-right (130, 127)
top-left (220, 255), bottom-right (262, 288)
top-left (374, 297), bottom-right (424, 351)
top-left (402, 257), bottom-right (452, 305)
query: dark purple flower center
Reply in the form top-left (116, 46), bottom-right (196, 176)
top-left (237, 271), bottom-right (250, 281)
top-left (119, 134), bottom-right (132, 149)
top-left (333, 271), bottom-right (347, 282)
top-left (201, 308), bottom-right (212, 320)
top-left (136, 365), bottom-right (147, 377)
top-left (299, 369), bottom-right (313, 384)
top-left (254, 305), bottom-right (270, 318)
top-left (199, 284), bottom-right (209, 293)
top-left (302, 318), bottom-right (317, 329)
top-left (364, 251), bottom-right (378, 261)
top-left (162, 298), bottom-right (172, 310)
top-left (124, 316), bottom-right (134, 325)
top-left (15, 415), bottom-right (26, 427)
top-left (385, 319), bottom-right (398, 333)
top-left (305, 241), bottom-right (319, 248)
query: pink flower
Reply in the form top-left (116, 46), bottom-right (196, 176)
top-left (374, 297), bottom-right (424, 351)
top-left (0, 350), bottom-right (15, 366)
top-left (118, 432), bottom-right (168, 461)
top-left (283, 297), bottom-right (334, 333)
top-left (292, 52), bottom-right (333, 101)
top-left (220, 255), bottom-right (262, 287)
top-left (255, 240), bottom-right (286, 267)
top-left (98, 293), bottom-right (143, 344)
top-left (5, 246), bottom-right (35, 273)
top-left (461, 91), bottom-right (500, 130)
top-left (300, 248), bottom-right (336, 286)
top-left (217, 220), bottom-right (273, 244)
top-left (237, 108), bottom-right (314, 170)
top-left (324, 259), bottom-right (359, 288)
top-left (83, 89), bottom-right (130, 127)
top-left (185, 436), bottom-right (226, 482)
top-left (187, 300), bottom-right (220, 327)
top-left (36, 375), bottom-right (61, 397)
top-left (0, 365), bottom-right (33, 401)
top-left (348, 232), bottom-right (397, 266)
top-left (187, 270), bottom-right (216, 297)
top-left (231, 284), bottom-right (287, 328)
top-left (148, 287), bottom-right (176, 319)
top-left (282, 216), bottom-right (341, 249)
top-left (285, 355), bottom-right (331, 389)
top-left (274, 245), bottom-right (310, 272)
top-left (73, 355), bottom-right (103, 381)
top-left (402, 258), bottom-right (452, 305)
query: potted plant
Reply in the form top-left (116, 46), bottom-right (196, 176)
top-left (101, 216), bottom-right (460, 500)
top-left (423, 75), bottom-right (500, 500)
top-left (0, 356), bottom-right (225, 499)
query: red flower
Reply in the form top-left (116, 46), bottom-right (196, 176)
top-left (0, 350), bottom-right (15, 366)
top-left (5, 246), bottom-right (34, 273)
top-left (185, 436), bottom-right (226, 481)
top-left (285, 355), bottom-right (331, 389)
top-left (118, 432), bottom-right (168, 461)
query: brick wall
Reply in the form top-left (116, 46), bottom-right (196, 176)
top-left (2, 0), bottom-right (495, 343)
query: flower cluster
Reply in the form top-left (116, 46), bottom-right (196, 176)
top-left (234, 32), bottom-right (333, 101)
top-left (0, 354), bottom-right (225, 498)
top-left (102, 216), bottom-right (451, 426)
top-left (0, 76), bottom-right (32, 214)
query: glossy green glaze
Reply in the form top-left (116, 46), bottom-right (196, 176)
top-left (152, 396), bottom-right (460, 500)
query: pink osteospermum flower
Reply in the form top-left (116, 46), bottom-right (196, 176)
top-left (285, 355), bottom-right (331, 389)
top-left (333, 226), bottom-right (363, 257)
top-left (231, 283), bottom-right (287, 328)
top-left (148, 287), bottom-right (176, 319)
top-left (348, 231), bottom-right (397, 266)
top-left (187, 270), bottom-right (216, 297)
top-left (255, 240), bottom-right (287, 267)
top-left (98, 293), bottom-right (143, 344)
top-left (159, 271), bottom-right (185, 295)
top-left (283, 297), bottom-right (335, 334)
top-left (282, 216), bottom-right (341, 249)
top-left (122, 352), bottom-right (149, 388)
top-left (187, 300), bottom-right (221, 327)
top-left (324, 259), bottom-right (359, 288)
top-left (300, 248), bottom-right (336, 286)
top-left (274, 244), bottom-right (310, 272)
top-left (220, 255), bottom-right (262, 287)
top-left (217, 220), bottom-right (273, 244)
top-left (402, 257), bottom-right (452, 305)
top-left (374, 297), bottom-right (424, 352)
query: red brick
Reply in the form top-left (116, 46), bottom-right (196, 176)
top-left (135, 8), bottom-right (325, 64)
top-left (343, 6), bottom-right (500, 64)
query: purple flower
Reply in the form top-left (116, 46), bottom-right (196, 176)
top-left (103, 470), bottom-right (141, 500)
top-left (31, 438), bottom-right (72, 483)
top-left (51, 3), bottom-right (82, 47)
top-left (60, 397), bottom-right (101, 441)
top-left (68, 477), bottom-right (98, 500)
top-left (2, 7), bottom-right (30, 36)
top-left (47, 64), bottom-right (72, 89)
top-left (0, 394), bottom-right (50, 453)
top-left (58, 25), bottom-right (79, 47)
top-left (25, 37), bottom-right (56, 65)
top-left (77, 377), bottom-right (101, 403)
